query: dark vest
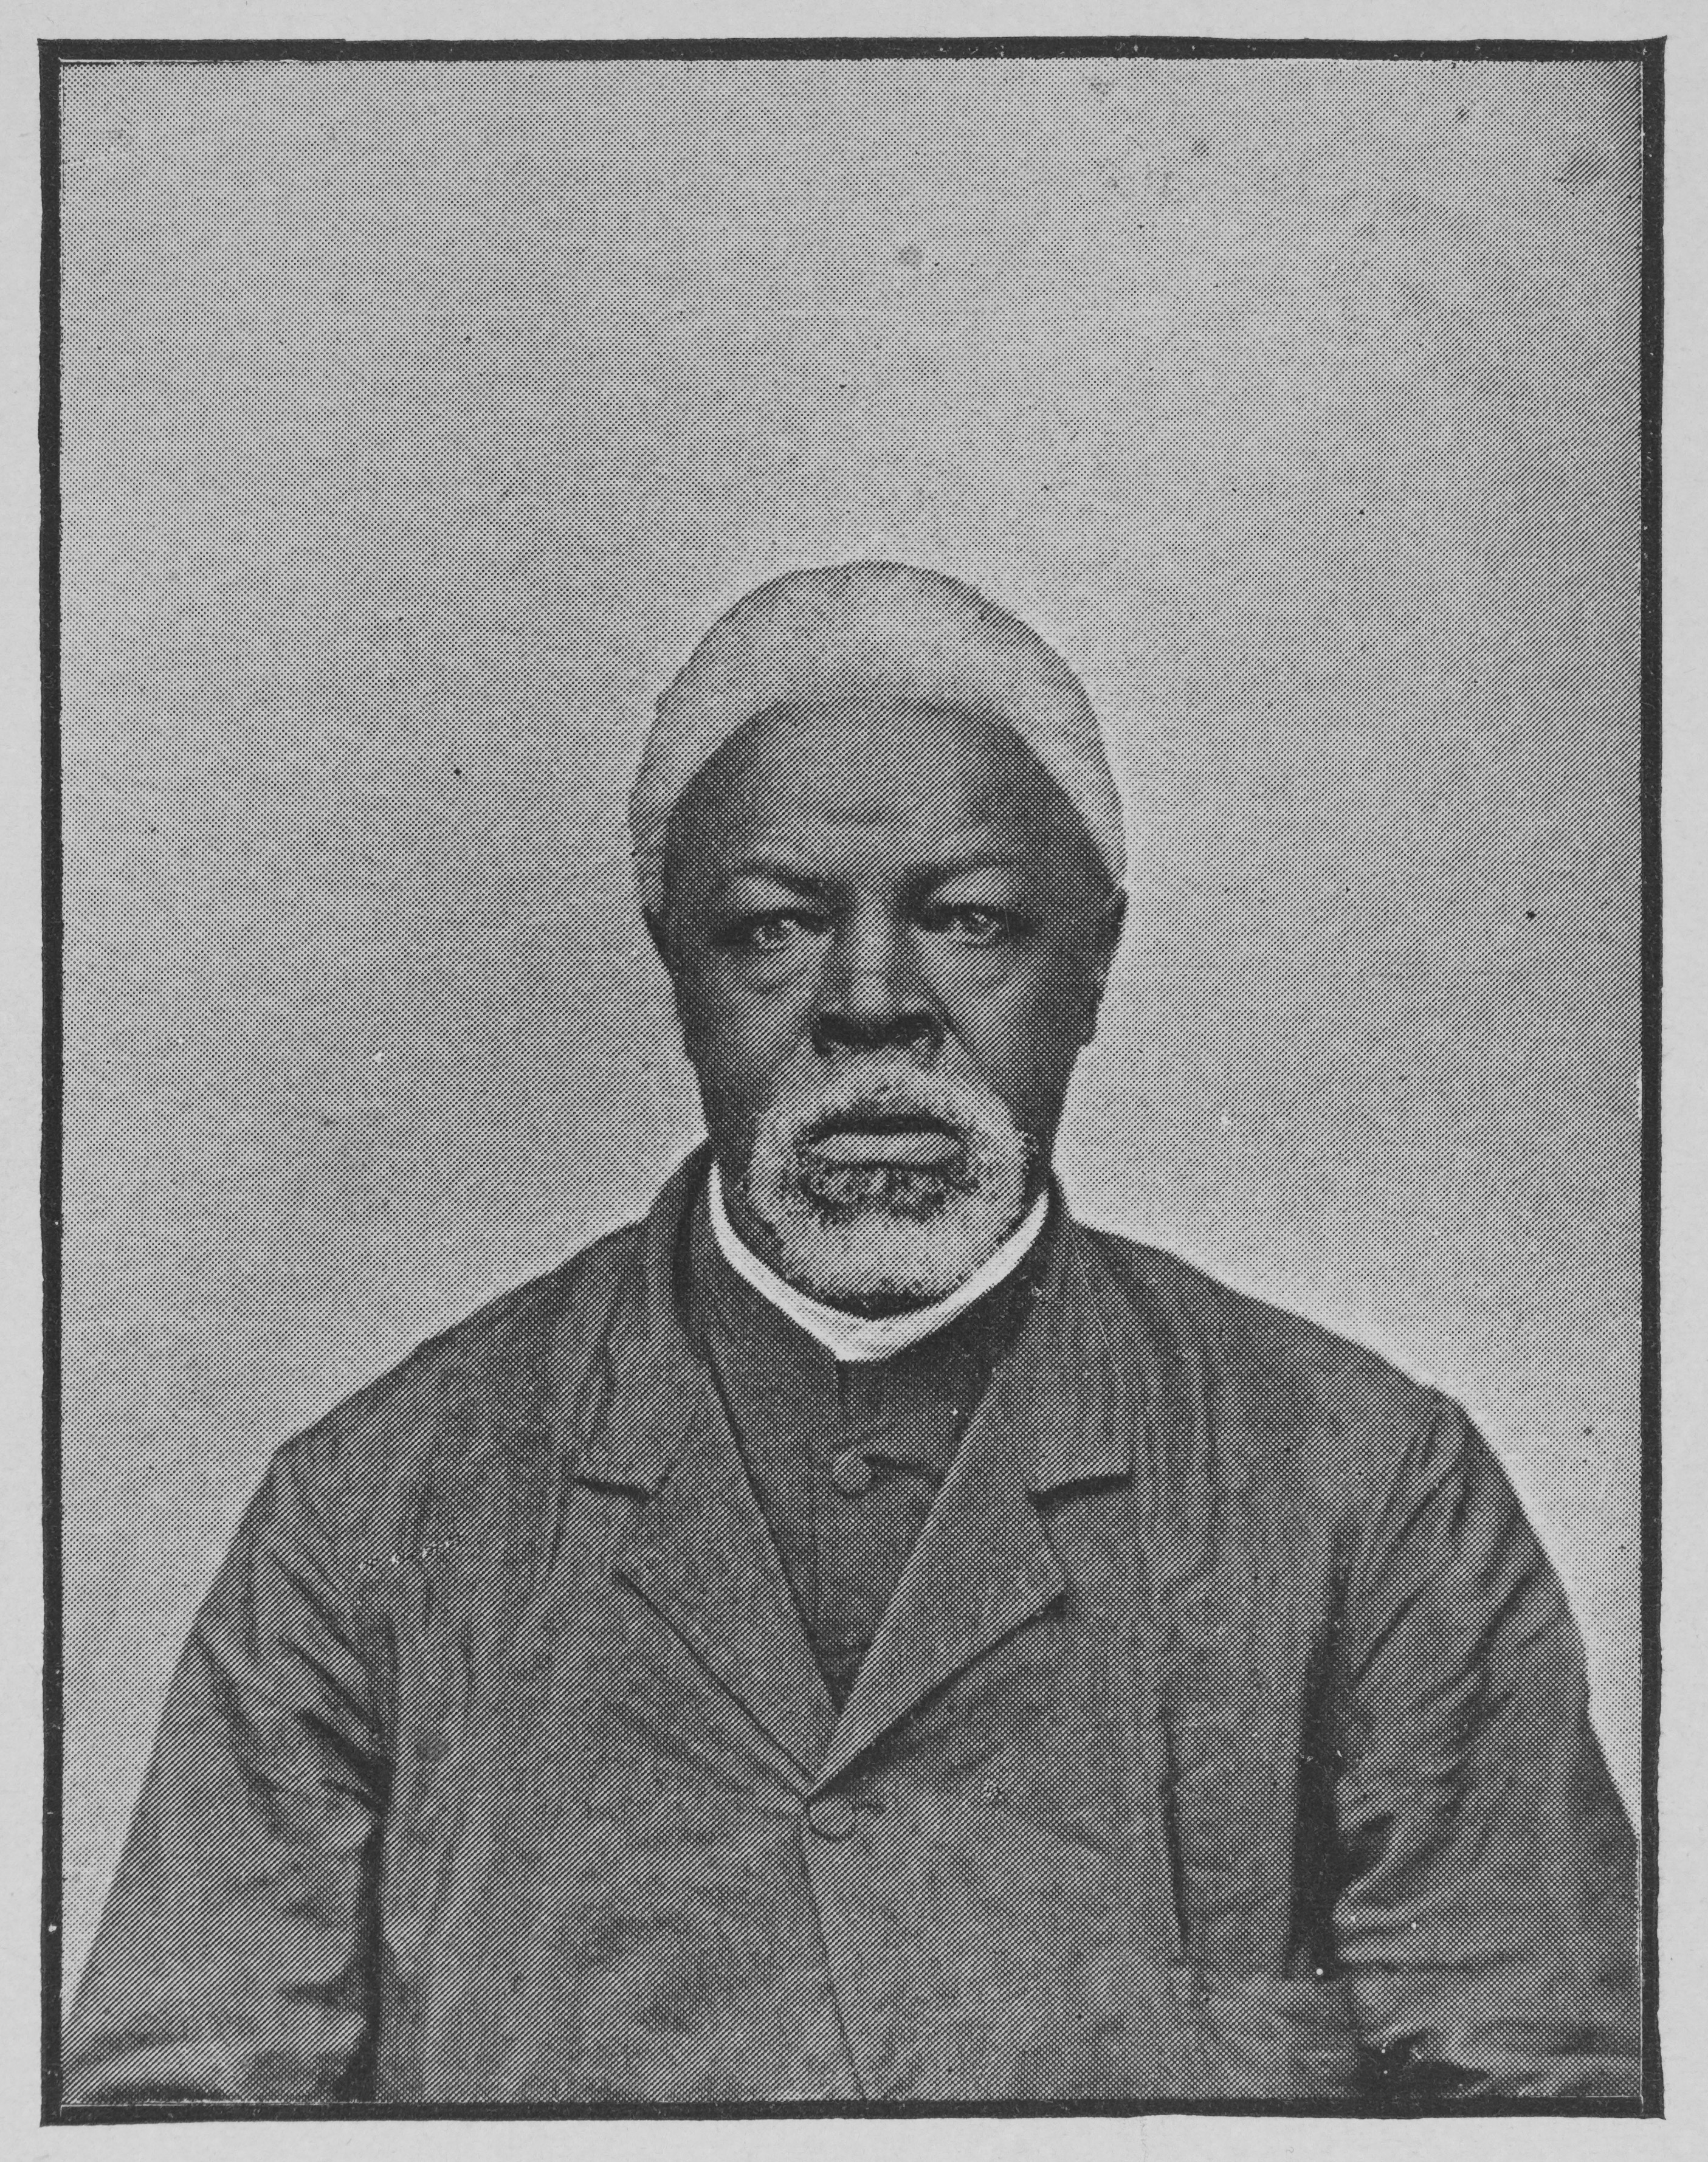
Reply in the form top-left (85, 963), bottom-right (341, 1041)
top-left (686, 1189), bottom-right (1053, 1706)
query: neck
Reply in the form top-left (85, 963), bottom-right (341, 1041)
top-left (706, 1166), bottom-right (1052, 1365)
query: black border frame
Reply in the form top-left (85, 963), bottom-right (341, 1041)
top-left (38, 32), bottom-right (1665, 2125)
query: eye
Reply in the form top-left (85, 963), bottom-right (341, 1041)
top-left (922, 903), bottom-right (1032, 948)
top-left (720, 909), bottom-right (825, 955)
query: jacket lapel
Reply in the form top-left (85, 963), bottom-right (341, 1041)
top-left (570, 1160), bottom-right (1152, 1797)
top-left (813, 1217), bottom-right (1135, 1790)
top-left (571, 1151), bottom-right (836, 1779)
top-left (610, 1390), bottom-right (836, 1778)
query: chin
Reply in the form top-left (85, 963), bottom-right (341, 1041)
top-left (732, 1077), bottom-right (1036, 1313)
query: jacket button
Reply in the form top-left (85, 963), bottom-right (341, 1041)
top-left (830, 1450), bottom-right (874, 1495)
top-left (805, 1794), bottom-right (859, 1840)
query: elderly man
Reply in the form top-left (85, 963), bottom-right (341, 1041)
top-left (65, 563), bottom-right (1640, 2107)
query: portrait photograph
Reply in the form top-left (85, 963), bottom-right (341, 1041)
top-left (44, 34), bottom-right (1657, 2118)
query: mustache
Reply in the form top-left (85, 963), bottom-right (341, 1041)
top-left (802, 1104), bottom-right (963, 1143)
top-left (731, 1060), bottom-right (1038, 1306)
top-left (743, 1065), bottom-right (1034, 1229)
top-left (768, 1064), bottom-right (1000, 1141)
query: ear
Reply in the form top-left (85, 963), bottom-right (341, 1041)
top-left (643, 906), bottom-right (676, 974)
top-left (1078, 890), bottom-right (1128, 1045)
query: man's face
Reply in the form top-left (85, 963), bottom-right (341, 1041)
top-left (652, 694), bottom-right (1125, 1314)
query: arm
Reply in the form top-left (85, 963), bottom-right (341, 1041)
top-left (1332, 1396), bottom-right (1641, 2100)
top-left (63, 1436), bottom-right (391, 2104)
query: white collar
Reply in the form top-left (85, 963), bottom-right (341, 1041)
top-left (706, 1164), bottom-right (1051, 1365)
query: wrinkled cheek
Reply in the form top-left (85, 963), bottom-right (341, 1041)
top-left (680, 1016), bottom-right (815, 1149)
top-left (954, 1023), bottom-right (1075, 1151)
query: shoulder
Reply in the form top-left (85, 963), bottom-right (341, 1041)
top-left (1085, 1227), bottom-right (1434, 1417)
top-left (265, 1215), bottom-right (650, 1582)
top-left (1077, 1222), bottom-right (1457, 1519)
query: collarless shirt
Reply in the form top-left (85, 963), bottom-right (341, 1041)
top-left (706, 1165), bottom-right (1051, 1362)
top-left (686, 1186), bottom-right (1056, 1708)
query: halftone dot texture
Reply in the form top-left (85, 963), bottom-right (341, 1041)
top-left (58, 1168), bottom-right (1641, 2102)
top-left (632, 560), bottom-right (1128, 910)
top-left (59, 54), bottom-right (1643, 2096)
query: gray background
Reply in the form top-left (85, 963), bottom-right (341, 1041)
top-left (60, 55), bottom-right (1644, 1982)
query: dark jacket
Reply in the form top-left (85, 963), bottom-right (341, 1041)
top-left (64, 1152), bottom-right (1640, 2105)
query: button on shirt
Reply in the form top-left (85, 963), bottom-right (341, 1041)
top-left (60, 1150), bottom-right (1642, 2104)
top-left (687, 1189), bottom-right (1055, 1709)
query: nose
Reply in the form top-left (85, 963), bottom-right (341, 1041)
top-left (810, 907), bottom-right (943, 1062)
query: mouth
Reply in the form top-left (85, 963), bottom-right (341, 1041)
top-left (799, 1109), bottom-right (966, 1169)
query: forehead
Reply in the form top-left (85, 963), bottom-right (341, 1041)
top-left (667, 694), bottom-right (1075, 872)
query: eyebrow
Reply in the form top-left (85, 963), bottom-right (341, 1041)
top-left (714, 859), bottom-right (834, 900)
top-left (714, 850), bottom-right (1036, 897)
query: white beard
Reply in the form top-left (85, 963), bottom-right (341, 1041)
top-left (731, 1061), bottom-right (1036, 1316)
